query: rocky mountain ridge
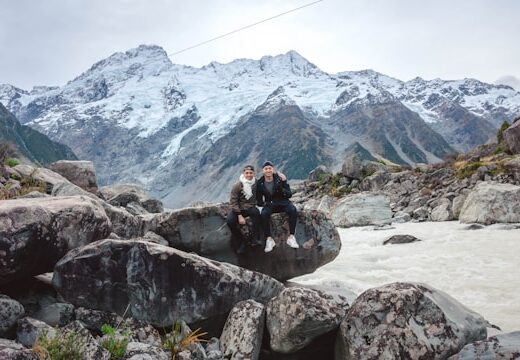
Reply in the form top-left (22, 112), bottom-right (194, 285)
top-left (1, 45), bottom-right (520, 207)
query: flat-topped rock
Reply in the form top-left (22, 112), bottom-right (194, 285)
top-left (142, 204), bottom-right (341, 281)
top-left (0, 196), bottom-right (111, 284)
top-left (48, 160), bottom-right (99, 195)
top-left (53, 239), bottom-right (284, 327)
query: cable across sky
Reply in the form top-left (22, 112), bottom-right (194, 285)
top-left (168, 0), bottom-right (324, 57)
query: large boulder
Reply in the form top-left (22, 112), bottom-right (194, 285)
top-left (503, 119), bottom-right (520, 154)
top-left (0, 338), bottom-right (38, 359)
top-left (342, 155), bottom-right (387, 181)
top-left (267, 287), bottom-right (349, 354)
top-left (142, 204), bottom-right (341, 281)
top-left (331, 193), bottom-right (392, 227)
top-left (0, 196), bottom-right (112, 284)
top-left (335, 282), bottom-right (488, 360)
top-left (52, 239), bottom-right (284, 327)
top-left (100, 184), bottom-right (163, 213)
top-left (11, 164), bottom-right (74, 194)
top-left (220, 300), bottom-right (265, 360)
top-left (459, 182), bottom-right (520, 224)
top-left (47, 160), bottom-right (99, 195)
top-left (448, 331), bottom-right (520, 359)
top-left (0, 295), bottom-right (25, 337)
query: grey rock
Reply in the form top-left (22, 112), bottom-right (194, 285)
top-left (383, 234), bottom-right (421, 245)
top-left (0, 338), bottom-right (38, 359)
top-left (412, 206), bottom-right (429, 220)
top-left (430, 198), bottom-right (453, 221)
top-left (19, 191), bottom-right (49, 198)
top-left (463, 224), bottom-right (486, 230)
top-left (503, 120), bottom-right (520, 154)
top-left (100, 184), bottom-right (164, 213)
top-left (12, 164), bottom-right (67, 193)
top-left (141, 231), bottom-right (169, 246)
top-left (123, 318), bottom-right (163, 347)
top-left (267, 287), bottom-right (349, 354)
top-left (123, 342), bottom-right (170, 360)
top-left (307, 165), bottom-right (331, 182)
top-left (336, 282), bottom-right (488, 360)
top-left (452, 194), bottom-right (467, 219)
top-left (459, 182), bottom-right (520, 224)
top-left (360, 172), bottom-right (390, 191)
top-left (392, 211), bottom-right (411, 223)
top-left (0, 196), bottom-right (111, 284)
top-left (220, 300), bottom-right (265, 360)
top-left (448, 331), bottom-right (520, 359)
top-left (53, 239), bottom-right (284, 327)
top-left (62, 320), bottom-right (111, 360)
top-left (51, 180), bottom-right (96, 198)
top-left (0, 295), bottom-right (25, 337)
top-left (101, 202), bottom-right (144, 239)
top-left (74, 307), bottom-right (123, 331)
top-left (16, 316), bottom-right (56, 347)
top-left (126, 201), bottom-right (149, 215)
top-left (48, 160), bottom-right (99, 195)
top-left (143, 204), bottom-right (341, 281)
top-left (331, 193), bottom-right (392, 227)
top-left (33, 302), bottom-right (74, 327)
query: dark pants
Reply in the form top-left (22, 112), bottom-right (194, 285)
top-left (226, 207), bottom-right (261, 244)
top-left (261, 203), bottom-right (297, 237)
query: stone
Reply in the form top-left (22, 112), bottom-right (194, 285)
top-left (220, 300), bottom-right (265, 360)
top-left (331, 193), bottom-right (392, 227)
top-left (412, 206), bottom-right (429, 220)
top-left (383, 234), bottom-right (421, 245)
top-left (143, 204), bottom-right (341, 281)
top-left (51, 180), bottom-right (96, 199)
top-left (503, 119), bottom-right (520, 154)
top-left (0, 295), bottom-right (25, 337)
top-left (12, 164), bottom-right (67, 193)
top-left (141, 231), bottom-right (169, 246)
top-left (74, 307), bottom-right (123, 332)
top-left (267, 287), bottom-right (349, 354)
top-left (100, 184), bottom-right (163, 213)
top-left (32, 302), bottom-right (75, 327)
top-left (452, 194), bottom-right (467, 219)
top-left (48, 160), bottom-right (99, 195)
top-left (459, 182), bottom-right (520, 224)
top-left (0, 338), bottom-right (38, 359)
top-left (336, 282), bottom-right (488, 360)
top-left (16, 317), bottom-right (56, 347)
top-left (61, 320), bottom-right (110, 360)
top-left (101, 202), bottom-right (144, 239)
top-left (53, 239), bottom-right (284, 327)
top-left (448, 331), bottom-right (520, 359)
top-left (430, 198), bottom-right (453, 221)
top-left (392, 211), bottom-right (411, 223)
top-left (307, 165), bottom-right (331, 182)
top-left (123, 342), bottom-right (170, 360)
top-left (0, 196), bottom-right (111, 284)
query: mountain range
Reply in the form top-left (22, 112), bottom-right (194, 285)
top-left (1, 45), bottom-right (519, 207)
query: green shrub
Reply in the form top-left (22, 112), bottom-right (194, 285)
top-left (455, 161), bottom-right (484, 179)
top-left (100, 324), bottom-right (129, 360)
top-left (4, 158), bottom-right (19, 167)
top-left (33, 329), bottom-right (86, 360)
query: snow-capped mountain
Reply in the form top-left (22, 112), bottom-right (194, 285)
top-left (1, 45), bottom-right (520, 207)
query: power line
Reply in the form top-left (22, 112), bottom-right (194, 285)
top-left (168, 0), bottom-right (324, 57)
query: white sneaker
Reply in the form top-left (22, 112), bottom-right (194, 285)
top-left (286, 235), bottom-right (299, 249)
top-left (264, 237), bottom-right (276, 253)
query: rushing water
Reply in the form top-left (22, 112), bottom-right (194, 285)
top-left (294, 221), bottom-right (520, 333)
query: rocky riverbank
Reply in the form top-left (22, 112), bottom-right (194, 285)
top-left (2, 151), bottom-right (520, 358)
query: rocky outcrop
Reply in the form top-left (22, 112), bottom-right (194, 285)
top-left (335, 282), bottom-right (488, 360)
top-left (459, 182), bottom-right (520, 224)
top-left (448, 331), bottom-right (520, 359)
top-left (503, 119), bottom-right (520, 154)
top-left (331, 193), bottom-right (392, 227)
top-left (53, 239), bottom-right (284, 327)
top-left (48, 160), bottom-right (99, 195)
top-left (0, 296), bottom-right (24, 337)
top-left (143, 204), bottom-right (340, 281)
top-left (0, 196), bottom-right (111, 284)
top-left (0, 338), bottom-right (38, 359)
top-left (100, 184), bottom-right (163, 213)
top-left (220, 300), bottom-right (265, 360)
top-left (267, 287), bottom-right (349, 354)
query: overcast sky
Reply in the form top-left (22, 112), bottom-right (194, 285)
top-left (1, 0), bottom-right (519, 89)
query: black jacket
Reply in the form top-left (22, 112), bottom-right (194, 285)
top-left (256, 173), bottom-right (292, 207)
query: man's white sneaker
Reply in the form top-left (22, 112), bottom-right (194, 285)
top-left (286, 235), bottom-right (299, 249)
top-left (264, 237), bottom-right (276, 253)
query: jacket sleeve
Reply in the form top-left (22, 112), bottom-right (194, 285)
top-left (282, 180), bottom-right (292, 199)
top-left (256, 182), bottom-right (265, 207)
top-left (230, 184), bottom-right (241, 214)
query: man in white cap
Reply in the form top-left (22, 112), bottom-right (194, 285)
top-left (256, 161), bottom-right (299, 252)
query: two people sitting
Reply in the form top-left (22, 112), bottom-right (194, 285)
top-left (226, 161), bottom-right (299, 254)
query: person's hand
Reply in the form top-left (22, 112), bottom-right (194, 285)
top-left (238, 215), bottom-right (246, 225)
top-left (278, 172), bottom-right (287, 181)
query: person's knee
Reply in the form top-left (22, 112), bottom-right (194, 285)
top-left (287, 204), bottom-right (297, 216)
top-left (226, 213), bottom-right (236, 226)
